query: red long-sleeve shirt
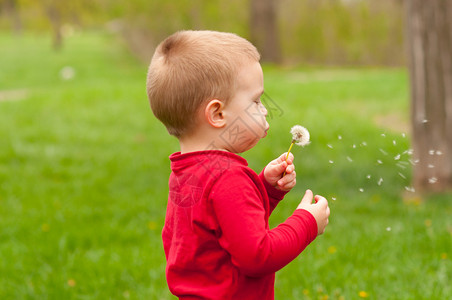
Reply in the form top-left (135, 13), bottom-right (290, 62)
top-left (162, 150), bottom-right (318, 299)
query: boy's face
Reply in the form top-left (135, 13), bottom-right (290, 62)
top-left (221, 61), bottom-right (268, 153)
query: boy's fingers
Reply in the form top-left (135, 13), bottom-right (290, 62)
top-left (301, 189), bottom-right (313, 204)
top-left (278, 152), bottom-right (294, 164)
top-left (278, 170), bottom-right (296, 186)
top-left (315, 195), bottom-right (328, 206)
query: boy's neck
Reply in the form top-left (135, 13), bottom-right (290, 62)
top-left (178, 130), bottom-right (223, 154)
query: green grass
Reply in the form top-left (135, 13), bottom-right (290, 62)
top-left (0, 31), bottom-right (451, 299)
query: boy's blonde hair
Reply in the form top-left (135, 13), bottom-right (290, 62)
top-left (146, 30), bottom-right (260, 138)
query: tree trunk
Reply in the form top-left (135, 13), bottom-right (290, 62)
top-left (3, 0), bottom-right (22, 34)
top-left (405, 0), bottom-right (452, 193)
top-left (250, 0), bottom-right (281, 63)
top-left (46, 4), bottom-right (63, 50)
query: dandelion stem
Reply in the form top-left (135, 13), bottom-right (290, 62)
top-left (283, 140), bottom-right (295, 176)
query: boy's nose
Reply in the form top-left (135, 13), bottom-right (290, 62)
top-left (260, 103), bottom-right (268, 116)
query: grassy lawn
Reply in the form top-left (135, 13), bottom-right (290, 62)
top-left (0, 31), bottom-right (451, 299)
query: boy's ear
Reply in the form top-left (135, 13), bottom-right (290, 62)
top-left (204, 99), bottom-right (226, 128)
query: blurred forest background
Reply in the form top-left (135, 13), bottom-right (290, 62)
top-left (1, 0), bottom-right (451, 299)
top-left (0, 0), bottom-right (406, 66)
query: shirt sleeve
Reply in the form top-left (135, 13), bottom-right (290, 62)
top-left (211, 167), bottom-right (318, 277)
top-left (258, 168), bottom-right (288, 214)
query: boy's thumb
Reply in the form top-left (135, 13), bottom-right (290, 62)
top-left (301, 189), bottom-right (313, 204)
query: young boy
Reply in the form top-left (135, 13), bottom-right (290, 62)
top-left (146, 30), bottom-right (330, 299)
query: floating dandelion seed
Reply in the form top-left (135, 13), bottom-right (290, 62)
top-left (359, 188), bottom-right (364, 192)
top-left (393, 140), bottom-right (397, 145)
top-left (332, 197), bottom-right (337, 201)
top-left (338, 135), bottom-right (342, 140)
top-left (361, 141), bottom-right (367, 147)
top-left (402, 133), bottom-right (406, 138)
top-left (422, 119), bottom-right (428, 123)
top-left (429, 150), bottom-right (435, 155)
top-left (436, 150), bottom-right (443, 155)
top-left (377, 160), bottom-right (383, 164)
top-left (396, 162), bottom-right (407, 169)
top-left (284, 125), bottom-right (310, 175)
top-left (352, 144), bottom-right (356, 149)
top-left (378, 178), bottom-right (383, 185)
top-left (429, 177), bottom-right (438, 184)
top-left (386, 227), bottom-right (392, 232)
top-left (366, 175), bottom-right (371, 179)
top-left (428, 164), bottom-right (435, 169)
top-left (394, 154), bottom-right (401, 160)
top-left (398, 172), bottom-right (407, 179)
top-left (409, 159), bottom-right (419, 165)
top-left (381, 133), bottom-right (386, 137)
top-left (346, 156), bottom-right (353, 162)
top-left (329, 160), bottom-right (334, 164)
top-left (405, 186), bottom-right (415, 193)
top-left (379, 149), bottom-right (388, 155)
top-left (327, 144), bottom-right (333, 149)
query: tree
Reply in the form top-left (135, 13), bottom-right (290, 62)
top-left (250, 0), bottom-right (281, 63)
top-left (1, 0), bottom-right (22, 33)
top-left (404, 0), bottom-right (452, 193)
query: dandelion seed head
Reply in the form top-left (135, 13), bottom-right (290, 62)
top-left (60, 66), bottom-right (76, 80)
top-left (290, 125), bottom-right (310, 146)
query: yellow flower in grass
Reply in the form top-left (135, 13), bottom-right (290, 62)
top-left (41, 223), bottom-right (50, 232)
top-left (424, 219), bottom-right (432, 227)
top-left (67, 279), bottom-right (76, 287)
top-left (327, 246), bottom-right (337, 254)
top-left (148, 221), bottom-right (157, 230)
top-left (441, 253), bottom-right (448, 260)
top-left (359, 290), bottom-right (369, 298)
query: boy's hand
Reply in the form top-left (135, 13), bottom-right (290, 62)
top-left (264, 152), bottom-right (296, 191)
top-left (297, 190), bottom-right (330, 235)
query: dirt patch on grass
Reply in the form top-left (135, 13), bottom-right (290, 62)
top-left (374, 112), bottom-right (410, 134)
top-left (0, 89), bottom-right (28, 102)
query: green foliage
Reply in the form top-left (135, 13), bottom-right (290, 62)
top-left (1, 0), bottom-right (405, 65)
top-left (0, 31), bottom-right (451, 299)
